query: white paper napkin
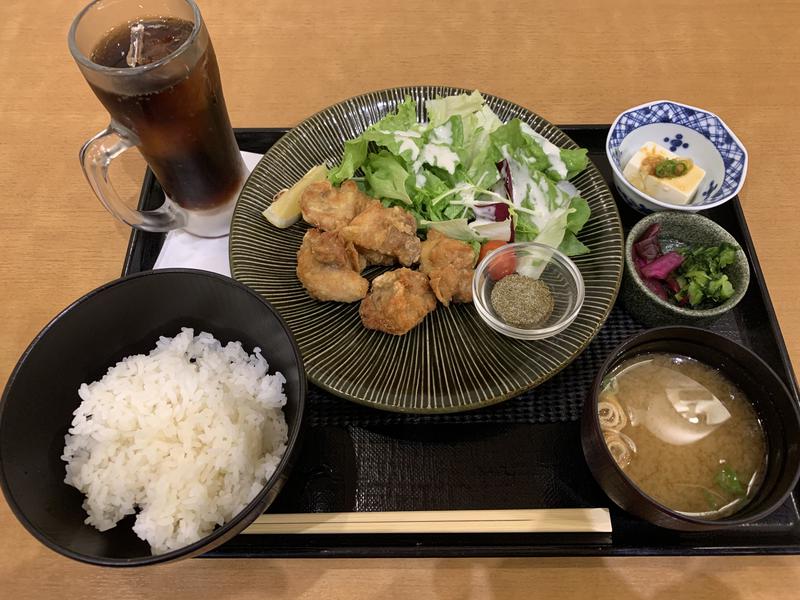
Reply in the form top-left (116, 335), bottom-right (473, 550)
top-left (153, 151), bottom-right (264, 277)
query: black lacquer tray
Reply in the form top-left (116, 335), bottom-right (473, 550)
top-left (124, 126), bottom-right (800, 557)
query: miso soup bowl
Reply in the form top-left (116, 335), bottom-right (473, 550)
top-left (581, 326), bottom-right (800, 531)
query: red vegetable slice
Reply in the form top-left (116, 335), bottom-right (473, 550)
top-left (640, 251), bottom-right (684, 280)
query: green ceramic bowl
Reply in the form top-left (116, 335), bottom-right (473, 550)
top-left (622, 212), bottom-right (750, 326)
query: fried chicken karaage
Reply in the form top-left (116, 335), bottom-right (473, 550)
top-left (357, 247), bottom-right (397, 267)
top-left (340, 204), bottom-right (421, 267)
top-left (359, 268), bottom-right (437, 335)
top-left (419, 229), bottom-right (476, 306)
top-left (296, 228), bottom-right (368, 302)
top-left (299, 180), bottom-right (377, 232)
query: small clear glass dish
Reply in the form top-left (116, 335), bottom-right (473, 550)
top-left (472, 242), bottom-right (585, 340)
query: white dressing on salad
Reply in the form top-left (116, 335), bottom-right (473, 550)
top-left (416, 172), bottom-right (427, 187)
top-left (398, 137), bottom-right (420, 160)
top-left (385, 130), bottom-right (423, 161)
top-left (431, 121), bottom-right (454, 145)
top-left (526, 177), bottom-right (555, 230)
top-left (379, 129), bottom-right (422, 138)
top-left (520, 122), bottom-right (568, 179)
top-left (500, 147), bottom-right (532, 209)
top-left (414, 143), bottom-right (460, 175)
top-left (502, 150), bottom-right (574, 237)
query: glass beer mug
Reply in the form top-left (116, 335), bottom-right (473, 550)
top-left (69, 0), bottom-right (246, 237)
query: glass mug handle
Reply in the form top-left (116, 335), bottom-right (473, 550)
top-left (79, 124), bottom-right (187, 231)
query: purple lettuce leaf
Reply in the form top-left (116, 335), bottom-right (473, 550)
top-left (496, 160), bottom-right (513, 203)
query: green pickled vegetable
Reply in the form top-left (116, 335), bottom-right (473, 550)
top-left (673, 243), bottom-right (740, 308)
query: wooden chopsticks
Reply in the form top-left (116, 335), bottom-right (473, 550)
top-left (243, 508), bottom-right (611, 535)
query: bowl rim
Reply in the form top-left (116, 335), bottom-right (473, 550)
top-left (586, 325), bottom-right (800, 527)
top-left (0, 268), bottom-right (307, 567)
top-left (605, 99), bottom-right (749, 211)
top-left (472, 241), bottom-right (586, 339)
top-left (625, 211), bottom-right (750, 317)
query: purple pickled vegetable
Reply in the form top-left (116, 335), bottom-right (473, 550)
top-left (496, 160), bottom-right (513, 203)
top-left (637, 223), bottom-right (661, 244)
top-left (640, 251), bottom-right (684, 280)
top-left (643, 278), bottom-right (669, 300)
top-left (633, 223), bottom-right (662, 264)
top-left (666, 276), bottom-right (681, 294)
top-left (634, 236), bottom-right (661, 263)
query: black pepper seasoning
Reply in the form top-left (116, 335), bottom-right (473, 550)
top-left (490, 274), bottom-right (554, 328)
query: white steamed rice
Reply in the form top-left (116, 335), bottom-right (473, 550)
top-left (61, 328), bottom-right (289, 555)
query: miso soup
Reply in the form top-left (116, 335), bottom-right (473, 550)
top-left (598, 353), bottom-right (767, 519)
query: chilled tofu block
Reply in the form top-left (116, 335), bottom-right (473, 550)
top-left (623, 142), bottom-right (706, 205)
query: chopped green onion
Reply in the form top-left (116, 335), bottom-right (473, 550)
top-left (654, 158), bottom-right (694, 178)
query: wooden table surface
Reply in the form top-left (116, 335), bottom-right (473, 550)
top-left (2, 0), bottom-right (799, 597)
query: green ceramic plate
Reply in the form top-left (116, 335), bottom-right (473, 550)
top-left (230, 86), bottom-right (623, 413)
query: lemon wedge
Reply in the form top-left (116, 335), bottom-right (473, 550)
top-left (262, 164), bottom-right (329, 228)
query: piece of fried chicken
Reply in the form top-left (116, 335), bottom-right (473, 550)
top-left (359, 268), bottom-right (437, 335)
top-left (296, 228), bottom-right (368, 302)
top-left (299, 180), bottom-right (376, 232)
top-left (357, 247), bottom-right (397, 267)
top-left (419, 229), bottom-right (476, 306)
top-left (340, 204), bottom-right (421, 267)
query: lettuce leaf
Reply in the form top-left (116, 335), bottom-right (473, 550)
top-left (426, 90), bottom-right (485, 127)
top-left (561, 148), bottom-right (589, 179)
top-left (514, 213), bottom-right (539, 242)
top-left (328, 138), bottom-right (367, 185)
top-left (373, 95), bottom-right (418, 132)
top-left (363, 151), bottom-right (412, 205)
top-left (559, 231), bottom-right (590, 256)
top-left (422, 218), bottom-right (485, 242)
top-left (489, 119), bottom-right (549, 173)
top-left (566, 196), bottom-right (591, 233)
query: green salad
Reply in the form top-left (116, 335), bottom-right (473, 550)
top-left (326, 90), bottom-right (592, 256)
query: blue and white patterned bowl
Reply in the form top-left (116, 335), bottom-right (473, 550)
top-left (606, 100), bottom-right (748, 213)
